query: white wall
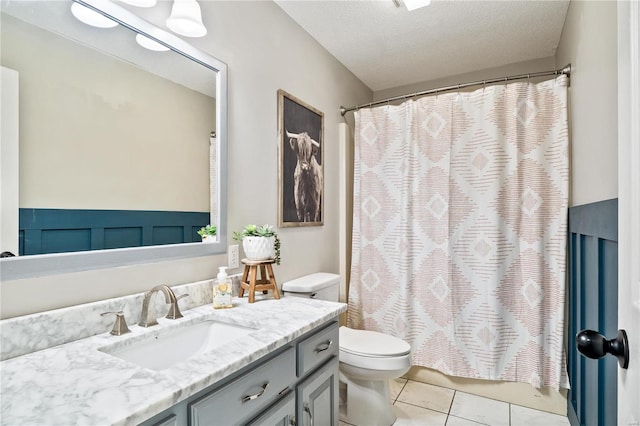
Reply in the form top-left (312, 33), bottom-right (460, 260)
top-left (0, 1), bottom-right (371, 319)
top-left (556, 0), bottom-right (618, 206)
top-left (374, 56), bottom-right (557, 100)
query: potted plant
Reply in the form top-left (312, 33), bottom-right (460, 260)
top-left (233, 224), bottom-right (281, 265)
top-left (197, 224), bottom-right (217, 242)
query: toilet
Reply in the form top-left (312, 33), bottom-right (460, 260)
top-left (282, 273), bottom-right (411, 426)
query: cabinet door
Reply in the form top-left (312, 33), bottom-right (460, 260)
top-left (245, 391), bottom-right (295, 426)
top-left (296, 356), bottom-right (339, 426)
top-left (138, 402), bottom-right (187, 426)
top-left (151, 414), bottom-right (179, 426)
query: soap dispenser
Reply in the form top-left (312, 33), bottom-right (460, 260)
top-left (213, 266), bottom-right (233, 309)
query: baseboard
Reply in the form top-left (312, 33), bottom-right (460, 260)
top-left (404, 366), bottom-right (568, 416)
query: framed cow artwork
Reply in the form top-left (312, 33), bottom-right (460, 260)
top-left (277, 89), bottom-right (324, 227)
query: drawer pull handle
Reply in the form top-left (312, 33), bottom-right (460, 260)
top-left (242, 382), bottom-right (269, 402)
top-left (304, 403), bottom-right (313, 426)
top-left (314, 340), bottom-right (332, 354)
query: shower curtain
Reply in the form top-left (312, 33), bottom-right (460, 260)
top-left (348, 76), bottom-right (569, 389)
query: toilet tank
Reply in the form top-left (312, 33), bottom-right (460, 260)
top-left (281, 273), bottom-right (340, 302)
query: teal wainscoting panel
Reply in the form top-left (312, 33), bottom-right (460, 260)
top-left (152, 226), bottom-right (185, 246)
top-left (19, 209), bottom-right (210, 255)
top-left (567, 198), bottom-right (618, 426)
top-left (42, 229), bottom-right (91, 254)
top-left (104, 227), bottom-right (143, 250)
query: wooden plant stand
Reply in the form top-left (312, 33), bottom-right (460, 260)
top-left (239, 258), bottom-right (280, 303)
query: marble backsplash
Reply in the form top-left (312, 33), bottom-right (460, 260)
top-left (0, 274), bottom-right (243, 361)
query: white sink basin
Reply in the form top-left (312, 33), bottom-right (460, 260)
top-left (99, 320), bottom-right (255, 371)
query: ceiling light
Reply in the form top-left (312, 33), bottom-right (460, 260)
top-left (119, 0), bottom-right (157, 7)
top-left (403, 0), bottom-right (431, 11)
top-left (166, 0), bottom-right (207, 38)
top-left (70, 2), bottom-right (119, 28)
top-left (135, 34), bottom-right (170, 51)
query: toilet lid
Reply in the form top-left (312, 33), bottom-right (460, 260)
top-left (281, 272), bottom-right (340, 293)
top-left (339, 326), bottom-right (411, 357)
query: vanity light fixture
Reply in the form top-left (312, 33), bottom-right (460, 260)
top-left (166, 0), bottom-right (207, 38)
top-left (119, 0), bottom-right (157, 7)
top-left (70, 2), bottom-right (119, 28)
top-left (135, 33), bottom-right (170, 51)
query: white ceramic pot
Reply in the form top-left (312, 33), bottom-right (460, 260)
top-left (243, 236), bottom-right (275, 260)
top-left (201, 235), bottom-right (216, 243)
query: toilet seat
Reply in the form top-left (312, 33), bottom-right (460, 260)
top-left (339, 326), bottom-right (411, 371)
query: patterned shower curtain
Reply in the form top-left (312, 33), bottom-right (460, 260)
top-left (348, 76), bottom-right (569, 389)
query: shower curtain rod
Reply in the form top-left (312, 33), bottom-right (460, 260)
top-left (339, 64), bottom-right (571, 116)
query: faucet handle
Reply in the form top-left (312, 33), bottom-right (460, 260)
top-left (166, 293), bottom-right (188, 320)
top-left (101, 311), bottom-right (131, 336)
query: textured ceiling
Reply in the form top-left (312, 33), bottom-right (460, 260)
top-left (274, 0), bottom-right (570, 92)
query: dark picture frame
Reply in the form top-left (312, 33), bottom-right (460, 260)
top-left (277, 89), bottom-right (324, 227)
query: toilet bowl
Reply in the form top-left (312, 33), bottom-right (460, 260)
top-left (338, 326), bottom-right (411, 426)
top-left (281, 273), bottom-right (412, 426)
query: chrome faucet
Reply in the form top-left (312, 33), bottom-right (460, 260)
top-left (138, 285), bottom-right (187, 327)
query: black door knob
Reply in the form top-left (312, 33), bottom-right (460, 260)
top-left (576, 329), bottom-right (629, 369)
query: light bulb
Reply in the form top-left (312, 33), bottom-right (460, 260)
top-left (119, 0), bottom-right (157, 7)
top-left (135, 34), bottom-right (170, 52)
top-left (70, 2), bottom-right (118, 28)
top-left (166, 0), bottom-right (207, 38)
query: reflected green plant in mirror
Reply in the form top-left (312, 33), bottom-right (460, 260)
top-left (197, 225), bottom-right (217, 238)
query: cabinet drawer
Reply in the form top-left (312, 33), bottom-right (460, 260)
top-left (245, 390), bottom-right (295, 426)
top-left (189, 346), bottom-right (296, 426)
top-left (296, 321), bottom-right (339, 377)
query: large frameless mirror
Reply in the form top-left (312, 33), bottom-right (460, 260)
top-left (0, 0), bottom-right (227, 280)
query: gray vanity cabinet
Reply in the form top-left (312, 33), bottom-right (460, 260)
top-left (141, 320), bottom-right (339, 426)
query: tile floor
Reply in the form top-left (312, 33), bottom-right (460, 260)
top-left (339, 378), bottom-right (571, 426)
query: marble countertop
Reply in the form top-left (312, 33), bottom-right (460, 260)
top-left (0, 297), bottom-right (347, 426)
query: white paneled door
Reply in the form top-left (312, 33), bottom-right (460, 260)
top-left (617, 1), bottom-right (640, 424)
